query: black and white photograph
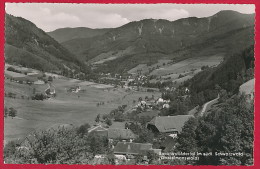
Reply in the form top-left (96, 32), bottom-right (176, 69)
top-left (3, 3), bottom-right (255, 165)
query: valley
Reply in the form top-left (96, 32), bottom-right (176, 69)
top-left (4, 70), bottom-right (161, 144)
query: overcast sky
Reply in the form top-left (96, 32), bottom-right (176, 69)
top-left (5, 3), bottom-right (255, 32)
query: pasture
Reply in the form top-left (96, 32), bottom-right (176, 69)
top-left (4, 77), bottom-right (160, 144)
top-left (91, 47), bottom-right (134, 64)
top-left (150, 55), bottom-right (223, 76)
top-left (127, 55), bottom-right (223, 85)
top-left (127, 59), bottom-right (172, 75)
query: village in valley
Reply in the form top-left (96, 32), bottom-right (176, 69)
top-left (4, 4), bottom-right (255, 165)
top-left (4, 58), bottom-right (254, 164)
top-left (3, 61), bottom-right (204, 164)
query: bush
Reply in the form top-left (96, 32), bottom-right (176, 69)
top-left (178, 74), bottom-right (185, 79)
top-left (114, 112), bottom-right (125, 122)
top-left (76, 123), bottom-right (90, 137)
top-left (31, 93), bottom-right (47, 100)
top-left (8, 107), bottom-right (17, 118)
top-left (105, 118), bottom-right (112, 126)
top-left (201, 65), bottom-right (209, 70)
top-left (4, 128), bottom-right (94, 164)
top-left (4, 141), bottom-right (17, 158)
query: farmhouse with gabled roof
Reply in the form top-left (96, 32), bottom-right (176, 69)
top-left (147, 115), bottom-right (193, 135)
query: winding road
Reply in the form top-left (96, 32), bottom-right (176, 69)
top-left (200, 94), bottom-right (219, 116)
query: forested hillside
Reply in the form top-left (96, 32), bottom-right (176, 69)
top-left (5, 14), bottom-right (85, 74)
top-left (189, 45), bottom-right (254, 95)
top-left (175, 94), bottom-right (254, 165)
top-left (161, 45), bottom-right (254, 116)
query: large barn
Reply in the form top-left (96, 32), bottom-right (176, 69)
top-left (147, 115), bottom-right (194, 136)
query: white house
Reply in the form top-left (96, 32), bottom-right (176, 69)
top-left (34, 80), bottom-right (45, 85)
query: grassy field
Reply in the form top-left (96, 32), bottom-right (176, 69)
top-left (150, 55), bottom-right (223, 76)
top-left (4, 77), bottom-right (160, 144)
top-left (91, 47), bottom-right (134, 64)
top-left (128, 55), bottom-right (223, 86)
top-left (239, 78), bottom-right (255, 95)
top-left (127, 59), bottom-right (172, 75)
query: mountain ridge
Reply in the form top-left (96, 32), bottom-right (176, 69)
top-left (47, 27), bottom-right (112, 43)
top-left (59, 10), bottom-right (254, 70)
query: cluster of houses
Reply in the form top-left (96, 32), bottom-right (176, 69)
top-left (67, 86), bottom-right (81, 93)
top-left (97, 72), bottom-right (151, 90)
top-left (90, 113), bottom-right (194, 164)
top-left (87, 94), bottom-right (194, 164)
top-left (133, 97), bottom-right (170, 113)
top-left (15, 112), bottom-right (193, 164)
top-left (88, 124), bottom-right (160, 164)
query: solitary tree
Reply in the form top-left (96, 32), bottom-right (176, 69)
top-left (76, 123), bottom-right (90, 137)
top-left (105, 118), bottom-right (112, 126)
top-left (95, 114), bottom-right (100, 123)
top-left (8, 107), bottom-right (17, 119)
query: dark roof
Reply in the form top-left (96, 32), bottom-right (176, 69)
top-left (161, 136), bottom-right (177, 152)
top-left (108, 128), bottom-right (136, 140)
top-left (114, 142), bottom-right (153, 155)
top-left (147, 115), bottom-right (193, 133)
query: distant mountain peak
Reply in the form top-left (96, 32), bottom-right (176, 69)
top-left (213, 10), bottom-right (254, 17)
